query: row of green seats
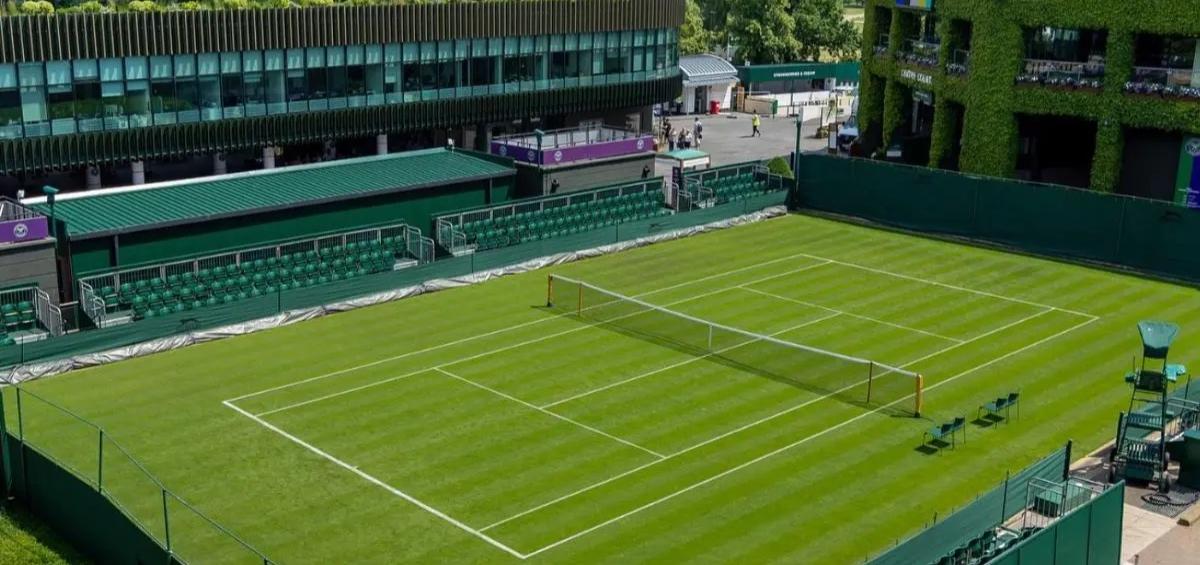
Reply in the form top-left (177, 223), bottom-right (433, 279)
top-left (98, 240), bottom-right (405, 311)
top-left (463, 191), bottom-right (666, 251)
top-left (103, 250), bottom-right (396, 321)
top-left (1, 302), bottom-right (37, 334)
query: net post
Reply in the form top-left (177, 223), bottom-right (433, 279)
top-left (546, 275), bottom-right (554, 308)
top-left (915, 374), bottom-right (925, 417)
top-left (707, 324), bottom-right (714, 351)
top-left (577, 282), bottom-right (583, 316)
top-left (866, 361), bottom-right (875, 403)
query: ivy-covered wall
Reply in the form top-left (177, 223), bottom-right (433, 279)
top-left (860, 0), bottom-right (1200, 192)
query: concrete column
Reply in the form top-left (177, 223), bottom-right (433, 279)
top-left (85, 166), bottom-right (101, 190)
top-left (262, 146), bottom-right (276, 169)
top-left (483, 123), bottom-right (495, 151)
top-left (463, 126), bottom-right (478, 152)
top-left (376, 134), bottom-right (388, 155)
top-left (130, 161), bottom-right (146, 185)
top-left (213, 152), bottom-right (227, 175)
top-left (322, 140), bottom-right (337, 161)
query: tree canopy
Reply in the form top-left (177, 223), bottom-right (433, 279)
top-left (690, 0), bottom-right (861, 64)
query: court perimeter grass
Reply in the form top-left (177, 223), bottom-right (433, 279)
top-left (7, 213), bottom-right (1199, 563)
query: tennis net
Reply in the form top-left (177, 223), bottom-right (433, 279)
top-left (547, 274), bottom-right (925, 417)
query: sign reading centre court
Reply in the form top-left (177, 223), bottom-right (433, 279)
top-left (0, 216), bottom-right (48, 245)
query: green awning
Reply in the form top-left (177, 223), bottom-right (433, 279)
top-left (1138, 320), bottom-right (1179, 358)
top-left (737, 62), bottom-right (860, 85)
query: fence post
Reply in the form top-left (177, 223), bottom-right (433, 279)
top-left (14, 388), bottom-right (23, 441)
top-left (0, 387), bottom-right (11, 497)
top-left (866, 362), bottom-right (875, 403)
top-left (162, 488), bottom-right (172, 553)
top-left (1113, 198), bottom-right (1128, 262)
top-left (97, 428), bottom-right (104, 492)
top-left (1001, 470), bottom-right (1010, 520)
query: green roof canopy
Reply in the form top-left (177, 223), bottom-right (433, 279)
top-left (29, 149), bottom-right (513, 240)
top-left (1138, 320), bottom-right (1179, 359)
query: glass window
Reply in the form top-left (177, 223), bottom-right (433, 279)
top-left (0, 64), bottom-right (20, 137)
top-left (99, 58), bottom-right (123, 82)
top-left (150, 56), bottom-right (172, 79)
top-left (470, 54), bottom-right (494, 87)
top-left (74, 59), bottom-right (99, 81)
top-left (243, 51), bottom-right (263, 73)
top-left (125, 57), bottom-right (148, 81)
top-left (175, 55), bottom-right (196, 77)
top-left (45, 61), bottom-right (71, 86)
top-left (307, 48), bottom-right (326, 69)
top-left (125, 78), bottom-right (149, 126)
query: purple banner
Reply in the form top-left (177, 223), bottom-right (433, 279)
top-left (0, 216), bottom-right (49, 245)
top-left (492, 135), bottom-right (655, 166)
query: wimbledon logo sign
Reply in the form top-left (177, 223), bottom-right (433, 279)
top-left (12, 222), bottom-right (29, 239)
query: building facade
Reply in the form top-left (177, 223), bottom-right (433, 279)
top-left (0, 0), bottom-right (683, 192)
top-left (859, 0), bottom-right (1200, 202)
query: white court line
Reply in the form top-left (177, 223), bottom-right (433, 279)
top-left (434, 368), bottom-right (665, 459)
top-left (228, 259), bottom-right (834, 404)
top-left (737, 286), bottom-right (965, 343)
top-left (245, 260), bottom-right (835, 417)
top-left (517, 315), bottom-right (1101, 558)
top-left (220, 400), bottom-right (529, 560)
top-left (481, 306), bottom-right (1067, 532)
top-left (539, 312), bottom-right (842, 409)
top-left (795, 252), bottom-right (1099, 319)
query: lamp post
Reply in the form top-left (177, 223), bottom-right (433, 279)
top-left (793, 117), bottom-right (802, 185)
top-left (42, 185), bottom-right (58, 239)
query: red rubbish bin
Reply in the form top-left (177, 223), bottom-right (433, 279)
top-left (709, 100), bottom-right (720, 115)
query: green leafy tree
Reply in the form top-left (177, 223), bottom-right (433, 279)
top-left (679, 0), bottom-right (712, 55)
top-left (698, 0), bottom-right (732, 51)
top-left (727, 0), bottom-right (799, 64)
top-left (792, 0), bottom-right (860, 61)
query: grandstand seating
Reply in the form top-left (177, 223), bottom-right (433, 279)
top-left (698, 170), bottom-right (775, 204)
top-left (93, 237), bottom-right (409, 321)
top-left (459, 190), bottom-right (669, 251)
top-left (0, 290), bottom-right (47, 347)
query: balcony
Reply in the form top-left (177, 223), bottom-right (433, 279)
top-left (1016, 58), bottom-right (1106, 89)
top-left (874, 33), bottom-right (891, 57)
top-left (946, 49), bottom-right (970, 75)
top-left (898, 39), bottom-right (940, 68)
top-left (1124, 66), bottom-right (1200, 100)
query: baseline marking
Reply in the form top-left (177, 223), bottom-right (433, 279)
top-left (738, 286), bottom-right (965, 343)
top-left (517, 315), bottom-right (1100, 558)
top-left (794, 252), bottom-right (1098, 319)
top-left (220, 400), bottom-right (529, 560)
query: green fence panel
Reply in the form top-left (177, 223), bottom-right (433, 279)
top-left (973, 178), bottom-right (1125, 263)
top-left (1087, 484), bottom-right (1124, 565)
top-left (1053, 502), bottom-right (1092, 564)
top-left (1115, 197), bottom-right (1200, 281)
top-left (4, 435), bottom-right (170, 564)
top-left (1017, 526), bottom-right (1058, 564)
top-left (869, 447), bottom-right (1068, 565)
top-left (795, 155), bottom-right (1200, 284)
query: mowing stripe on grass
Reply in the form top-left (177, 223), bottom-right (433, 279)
top-left (433, 368), bottom-right (665, 459)
top-left (737, 286), bottom-right (965, 343)
top-left (220, 399), bottom-right (530, 560)
top-left (241, 260), bottom-right (835, 416)
top-left (515, 314), bottom-right (1100, 558)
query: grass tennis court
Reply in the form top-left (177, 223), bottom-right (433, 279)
top-left (8, 213), bottom-right (1199, 563)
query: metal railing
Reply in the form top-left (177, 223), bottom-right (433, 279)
top-left (900, 39), bottom-right (940, 67)
top-left (1022, 477), bottom-right (1105, 529)
top-left (684, 164), bottom-right (789, 207)
top-left (1131, 66), bottom-right (1196, 86)
top-left (0, 287), bottom-right (64, 337)
top-left (78, 280), bottom-right (106, 328)
top-left (1019, 58), bottom-right (1107, 86)
top-left (947, 49), bottom-right (971, 74)
top-left (77, 221), bottom-right (425, 323)
top-left (435, 179), bottom-right (664, 229)
top-left (0, 197), bottom-right (42, 222)
top-left (436, 219), bottom-right (471, 255)
top-left (494, 124), bottom-right (644, 151)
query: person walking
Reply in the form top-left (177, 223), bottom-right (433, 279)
top-left (693, 117), bottom-right (703, 147)
top-left (751, 111), bottom-right (761, 137)
top-left (663, 118), bottom-right (673, 148)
